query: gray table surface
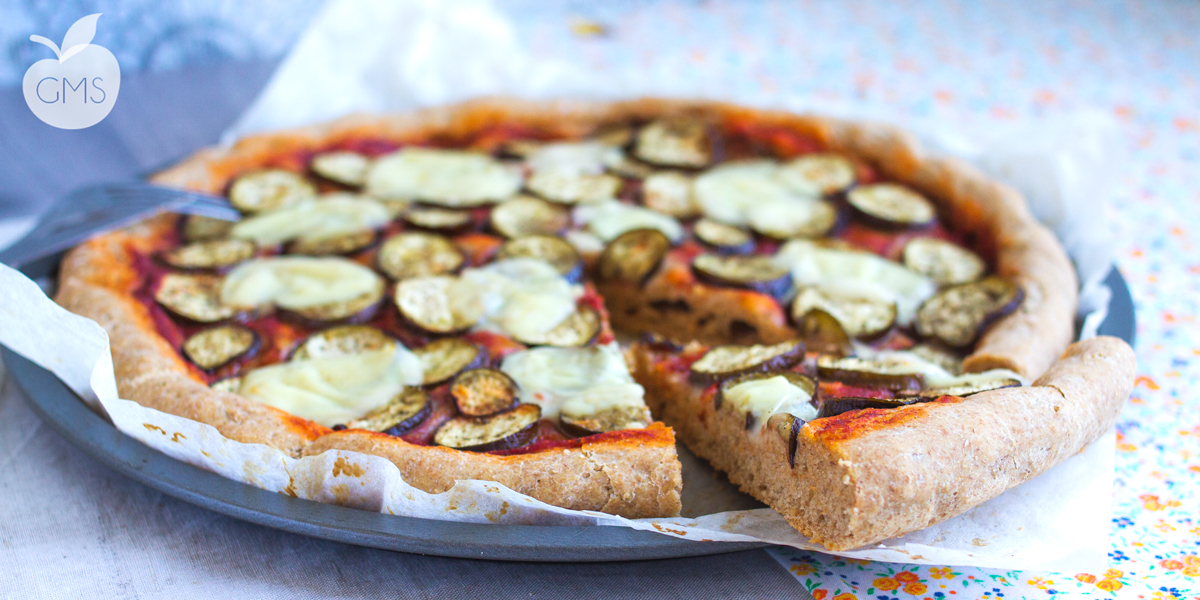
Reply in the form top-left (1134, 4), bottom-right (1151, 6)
top-left (0, 60), bottom-right (807, 599)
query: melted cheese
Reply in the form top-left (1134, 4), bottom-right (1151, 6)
top-left (365, 147), bottom-right (522, 205)
top-left (230, 195), bottom-right (390, 245)
top-left (693, 161), bottom-right (815, 226)
top-left (455, 258), bottom-right (584, 340)
top-left (221, 256), bottom-right (380, 309)
top-left (723, 375), bottom-right (818, 423)
top-left (526, 141), bottom-right (621, 176)
top-left (775, 240), bottom-right (935, 325)
top-left (572, 200), bottom-right (684, 242)
top-left (500, 343), bottom-right (646, 418)
top-left (851, 345), bottom-right (1028, 388)
top-left (237, 344), bottom-right (424, 426)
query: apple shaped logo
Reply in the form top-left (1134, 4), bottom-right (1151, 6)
top-left (22, 14), bottom-right (120, 130)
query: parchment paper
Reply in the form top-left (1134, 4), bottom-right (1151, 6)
top-left (0, 0), bottom-right (1123, 573)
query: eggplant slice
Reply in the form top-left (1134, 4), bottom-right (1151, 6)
top-left (597, 228), bottom-right (672, 285)
top-left (641, 172), bottom-right (698, 218)
top-left (691, 253), bottom-right (792, 302)
top-left (161, 239), bottom-right (256, 271)
top-left (182, 325), bottom-right (258, 370)
top-left (288, 229), bottom-right (377, 256)
top-left (413, 337), bottom-right (482, 386)
top-left (489, 195), bottom-right (570, 238)
top-left (717, 371), bottom-right (816, 411)
top-left (526, 171), bottom-right (622, 205)
top-left (693, 219), bottom-right (754, 254)
top-left (816, 396), bottom-right (926, 419)
top-left (287, 277), bottom-right (385, 324)
top-left (181, 214), bottom-right (235, 242)
top-left (790, 286), bottom-right (897, 339)
top-left (512, 304), bottom-right (601, 348)
top-left (451, 368), bottom-right (519, 417)
top-left (908, 343), bottom-right (964, 375)
top-left (915, 277), bottom-right (1023, 348)
top-left (779, 153), bottom-right (857, 196)
top-left (561, 405), bottom-right (653, 436)
top-left (747, 200), bottom-right (838, 240)
top-left (795, 308), bottom-right (853, 357)
top-left (342, 388), bottom-right (431, 435)
top-left (310, 151), bottom-right (372, 187)
top-left (634, 118), bottom-right (711, 168)
top-left (691, 339), bottom-right (805, 380)
top-left (403, 207), bottom-right (474, 232)
top-left (433, 403), bottom-right (542, 451)
top-left (902, 376), bottom-right (1021, 400)
top-left (155, 273), bottom-right (236, 322)
top-left (228, 169), bottom-right (317, 214)
top-left (210, 377), bottom-right (243, 394)
top-left (291, 325), bottom-right (394, 361)
top-left (377, 232), bottom-right (465, 281)
top-left (815, 355), bottom-right (924, 392)
top-left (846, 183), bottom-right (936, 228)
top-left (902, 237), bottom-right (987, 286)
top-left (495, 235), bottom-right (582, 281)
top-left (394, 276), bottom-right (476, 334)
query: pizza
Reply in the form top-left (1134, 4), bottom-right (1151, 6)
top-left (54, 98), bottom-right (1136, 549)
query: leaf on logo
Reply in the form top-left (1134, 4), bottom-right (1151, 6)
top-left (59, 13), bottom-right (102, 62)
top-left (29, 35), bottom-right (63, 59)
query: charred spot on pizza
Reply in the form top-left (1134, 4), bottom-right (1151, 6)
top-left (597, 228), bottom-right (671, 285)
top-left (182, 325), bottom-right (258, 370)
top-left (495, 235), bottom-right (583, 282)
top-left (154, 273), bottom-right (236, 323)
top-left (161, 239), bottom-right (256, 271)
top-left (489, 195), bottom-right (570, 239)
top-left (450, 368), bottom-right (519, 417)
top-left (691, 340), bottom-right (805, 380)
top-left (693, 219), bottom-right (754, 254)
top-left (815, 356), bottom-right (924, 392)
top-left (691, 253), bottom-right (792, 303)
top-left (433, 403), bottom-right (541, 451)
top-left (228, 169), bottom-right (317, 214)
top-left (649, 298), bottom-right (692, 313)
top-left (343, 388), bottom-right (431, 435)
top-left (377, 232), bottom-right (465, 281)
top-left (290, 325), bottom-right (394, 361)
top-left (412, 337), bottom-right (483, 387)
top-left (846, 183), bottom-right (936, 229)
top-left (915, 277), bottom-right (1023, 348)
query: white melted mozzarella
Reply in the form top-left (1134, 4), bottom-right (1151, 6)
top-left (230, 195), bottom-right (390, 245)
top-left (500, 343), bottom-right (646, 419)
top-left (693, 161), bottom-right (816, 226)
top-left (774, 239), bottom-right (936, 326)
top-left (221, 256), bottom-right (380, 310)
top-left (365, 147), bottom-right (522, 205)
top-left (572, 200), bottom-right (684, 242)
top-left (526, 141), bottom-right (622, 176)
top-left (723, 375), bottom-right (818, 424)
top-left (455, 258), bottom-right (583, 340)
top-left (237, 344), bottom-right (424, 426)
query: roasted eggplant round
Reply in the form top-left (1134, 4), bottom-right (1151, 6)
top-left (560, 405), bottom-right (653, 436)
top-left (377, 232), bottom-right (464, 281)
top-left (181, 214), bottom-right (235, 242)
top-left (288, 229), bottom-right (377, 256)
top-left (747, 199), bottom-right (838, 240)
top-left (597, 228), bottom-right (671, 285)
top-left (693, 219), bottom-right (754, 254)
top-left (634, 118), bottom-right (712, 168)
top-left (790, 286), bottom-right (897, 339)
top-left (286, 277), bottom-right (385, 324)
top-left (511, 304), bottom-right (601, 348)
top-left (155, 273), bottom-right (236, 323)
top-left (161, 239), bottom-right (256, 271)
top-left (413, 337), bottom-right (482, 386)
top-left (494, 235), bottom-right (582, 282)
top-left (526, 171), bottom-right (622, 205)
top-left (779, 153), bottom-right (857, 196)
top-left (433, 403), bottom-right (542, 451)
top-left (291, 325), bottom-right (394, 361)
top-left (489, 195), bottom-right (570, 238)
top-left (393, 276), bottom-right (476, 334)
top-left (342, 388), bottom-right (431, 435)
top-left (641, 171), bottom-right (698, 218)
top-left (182, 325), bottom-right (258, 370)
top-left (815, 355), bottom-right (924, 392)
top-left (908, 342), bottom-right (964, 375)
top-left (450, 368), bottom-right (519, 417)
top-left (794, 308), bottom-right (853, 357)
top-left (915, 276), bottom-right (1023, 348)
top-left (690, 339), bottom-right (805, 380)
top-left (691, 253), bottom-right (792, 302)
top-left (816, 396), bottom-right (925, 419)
top-left (228, 169), bottom-right (317, 214)
top-left (902, 375), bottom-right (1021, 400)
top-left (310, 151), bottom-right (372, 187)
top-left (846, 183), bottom-right (936, 228)
top-left (902, 237), bottom-right (987, 286)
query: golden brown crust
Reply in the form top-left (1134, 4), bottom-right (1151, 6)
top-left (634, 336), bottom-right (1135, 550)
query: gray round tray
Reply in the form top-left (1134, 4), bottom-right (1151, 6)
top-left (3, 253), bottom-right (1135, 562)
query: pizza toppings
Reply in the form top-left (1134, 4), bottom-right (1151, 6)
top-left (403, 207), bottom-right (474, 233)
top-left (641, 172), bottom-right (698, 218)
top-left (693, 161), bottom-right (800, 226)
top-left (365, 148), bottom-right (522, 207)
top-left (230, 195), bottom-right (391, 247)
top-left (815, 355), bottom-right (925, 392)
top-left (182, 325), bottom-right (258, 370)
top-left (377, 232), bottom-right (464, 281)
top-left (290, 325), bottom-right (394, 361)
top-left (342, 388), bottom-right (431, 435)
top-left (450, 368), bottom-right (519, 416)
top-left (495, 235), bottom-right (583, 282)
top-left (310, 151), bottom-right (372, 187)
top-left (511, 304), bottom-right (601, 348)
top-left (394, 276), bottom-right (477, 334)
top-left (181, 214), bottom-right (235, 242)
top-left (561, 405), bottom-right (653, 436)
top-left (902, 373), bottom-right (1021, 399)
top-left (790, 285), bottom-right (897, 339)
top-left (433, 403), bottom-right (541, 451)
top-left (489, 195), bottom-right (570, 238)
top-left (908, 343), bottom-right (964, 375)
top-left (794, 308), bottom-right (853, 356)
top-left (228, 169), bottom-right (317, 214)
top-left (692, 253), bottom-right (792, 302)
top-left (288, 229), bottom-right (377, 256)
top-left (574, 200), bottom-right (685, 243)
top-left (747, 199), bottom-right (838, 240)
top-left (777, 153), bottom-right (857, 196)
top-left (846, 183), bottom-right (936, 228)
top-left (902, 237), bottom-right (987, 286)
top-left (220, 256), bottom-right (385, 322)
top-left (500, 344), bottom-right (647, 419)
top-left (597, 228), bottom-right (671, 285)
top-left (718, 372), bottom-right (818, 432)
top-left (413, 337), bottom-right (482, 386)
top-left (634, 118), bottom-right (711, 168)
top-left (690, 340), bottom-right (805, 379)
top-left (155, 273), bottom-right (236, 322)
top-left (915, 277), bottom-right (1023, 348)
top-left (693, 219), bottom-right (754, 254)
top-left (161, 239), bottom-right (256, 271)
top-left (816, 396), bottom-right (925, 419)
top-left (210, 377), bottom-right (242, 394)
top-left (526, 171), bottom-right (623, 205)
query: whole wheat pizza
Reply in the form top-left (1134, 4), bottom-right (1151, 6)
top-left (55, 98), bottom-right (1136, 550)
